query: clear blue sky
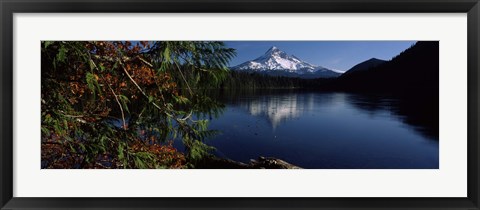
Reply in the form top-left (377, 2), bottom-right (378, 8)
top-left (225, 41), bottom-right (416, 72)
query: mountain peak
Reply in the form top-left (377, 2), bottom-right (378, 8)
top-left (367, 58), bottom-right (383, 62)
top-left (265, 46), bottom-right (281, 54)
top-left (344, 57), bottom-right (387, 74)
top-left (268, 46), bottom-right (278, 51)
top-left (231, 46), bottom-right (341, 78)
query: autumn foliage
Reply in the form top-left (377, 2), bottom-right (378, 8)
top-left (41, 41), bottom-right (235, 169)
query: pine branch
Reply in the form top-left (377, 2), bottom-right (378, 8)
top-left (88, 57), bottom-right (127, 130)
top-left (173, 60), bottom-right (194, 96)
top-left (103, 75), bottom-right (127, 131)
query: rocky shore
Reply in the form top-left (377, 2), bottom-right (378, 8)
top-left (196, 156), bottom-right (302, 169)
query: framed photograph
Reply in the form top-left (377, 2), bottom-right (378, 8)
top-left (1, 0), bottom-right (479, 209)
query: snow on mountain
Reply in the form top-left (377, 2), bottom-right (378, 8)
top-left (329, 68), bottom-right (347, 74)
top-left (231, 46), bottom-right (341, 78)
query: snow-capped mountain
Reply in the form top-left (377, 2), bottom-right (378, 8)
top-left (231, 46), bottom-right (341, 78)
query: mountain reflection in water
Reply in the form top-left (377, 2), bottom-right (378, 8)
top-left (238, 93), bottom-right (351, 130)
top-left (203, 89), bottom-right (438, 169)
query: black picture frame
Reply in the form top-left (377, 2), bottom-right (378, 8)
top-left (1, 0), bottom-right (479, 209)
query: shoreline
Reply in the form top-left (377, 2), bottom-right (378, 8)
top-left (196, 156), bottom-right (302, 169)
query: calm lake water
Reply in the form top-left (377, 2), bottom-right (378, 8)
top-left (191, 90), bottom-right (439, 169)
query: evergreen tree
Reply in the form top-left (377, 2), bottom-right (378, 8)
top-left (41, 41), bottom-right (235, 169)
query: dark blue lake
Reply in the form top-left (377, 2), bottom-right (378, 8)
top-left (193, 90), bottom-right (439, 169)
